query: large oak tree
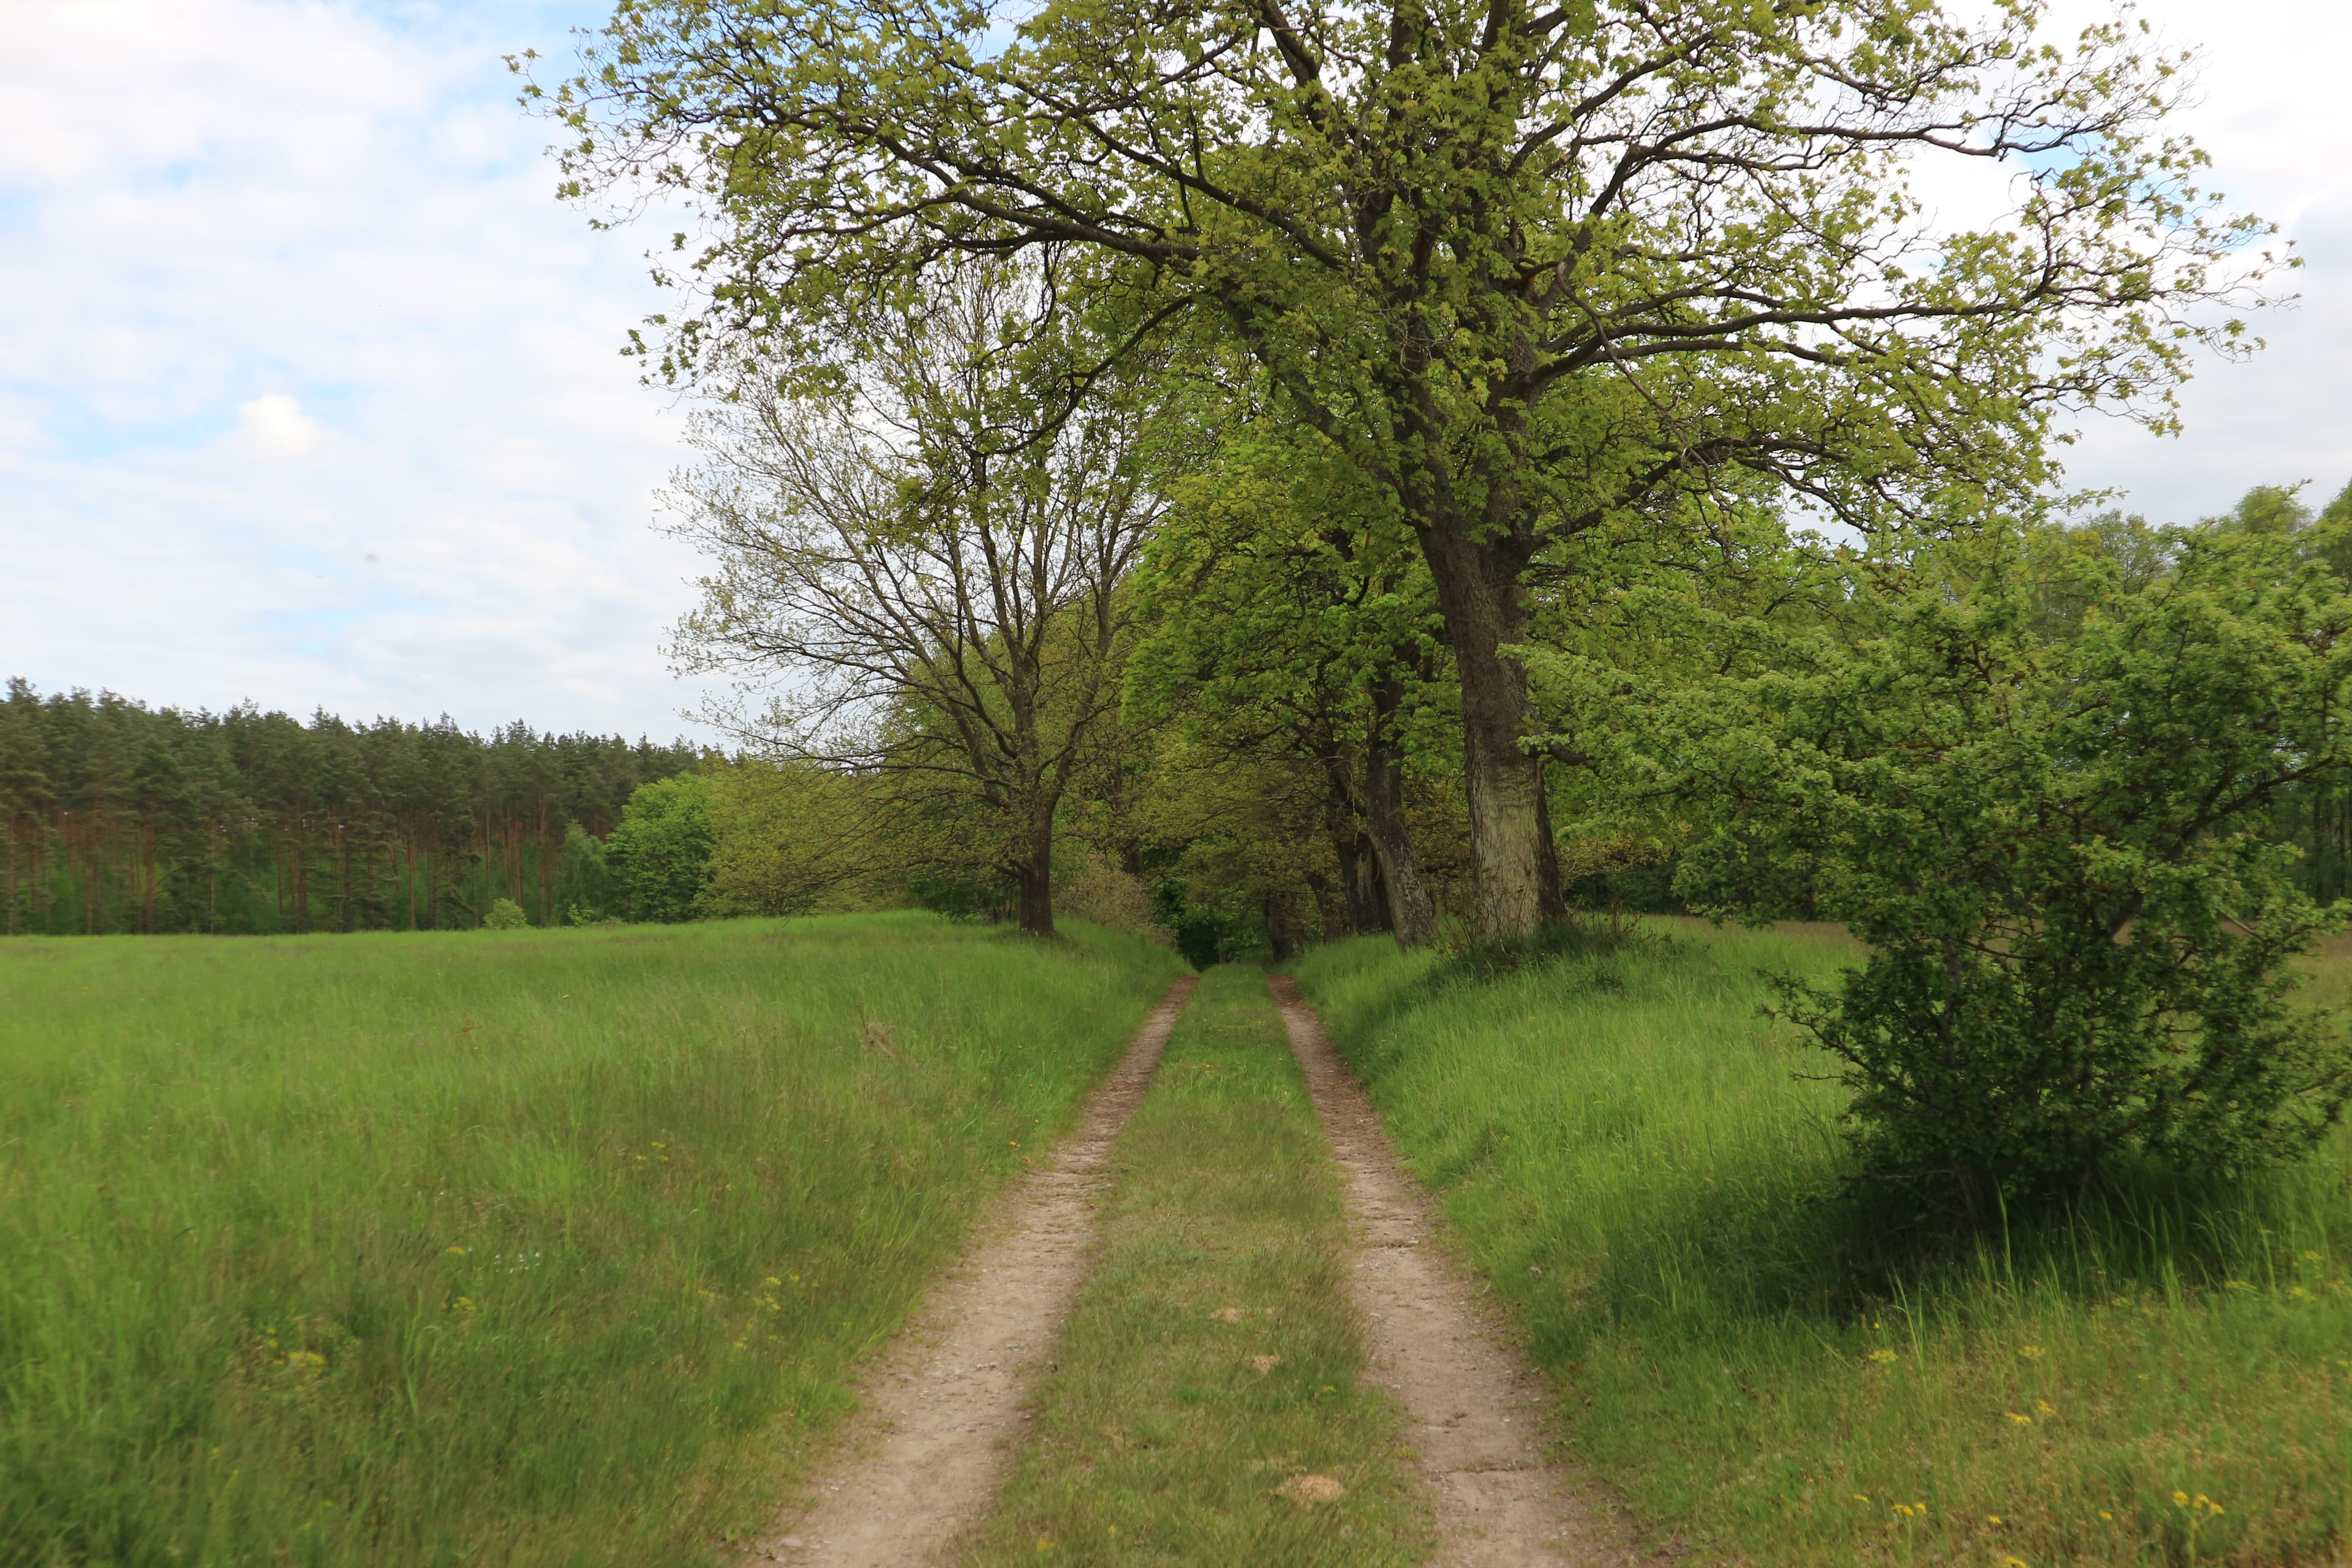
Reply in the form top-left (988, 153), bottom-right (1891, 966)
top-left (533, 0), bottom-right (2274, 937)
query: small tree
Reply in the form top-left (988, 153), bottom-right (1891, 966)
top-left (605, 775), bottom-right (717, 922)
top-left (1654, 525), bottom-right (2352, 1205)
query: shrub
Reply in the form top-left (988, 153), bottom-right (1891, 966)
top-left (482, 898), bottom-right (530, 931)
top-left (1665, 525), bottom-right (2352, 1205)
top-left (1055, 852), bottom-right (1174, 947)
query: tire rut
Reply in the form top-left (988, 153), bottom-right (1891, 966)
top-left (1267, 974), bottom-right (1649, 1568)
top-left (752, 976), bottom-right (1197, 1567)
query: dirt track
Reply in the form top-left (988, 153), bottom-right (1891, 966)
top-left (755, 970), bottom-right (1643, 1566)
top-left (1268, 974), bottom-right (1648, 1568)
top-left (753, 976), bottom-right (1196, 1566)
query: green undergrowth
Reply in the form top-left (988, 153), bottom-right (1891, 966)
top-left (0, 913), bottom-right (1184, 1567)
top-left (966, 965), bottom-right (1431, 1567)
top-left (1293, 920), bottom-right (2352, 1568)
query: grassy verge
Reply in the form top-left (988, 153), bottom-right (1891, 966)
top-left (965, 965), bottom-right (1431, 1567)
top-left (1294, 921), bottom-right (2352, 1568)
top-left (0, 913), bottom-right (1183, 1567)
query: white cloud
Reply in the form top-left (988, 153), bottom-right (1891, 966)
top-left (0, 0), bottom-right (714, 739)
top-left (0, 0), bottom-right (2345, 741)
top-left (234, 393), bottom-right (330, 460)
top-left (2032, 0), bottom-right (2352, 518)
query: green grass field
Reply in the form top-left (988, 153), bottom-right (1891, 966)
top-left (966, 966), bottom-right (1430, 1567)
top-left (0, 913), bottom-right (1182, 1567)
top-left (1294, 921), bottom-right (2352, 1568)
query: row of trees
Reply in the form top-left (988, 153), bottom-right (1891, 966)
top-left (0, 680), bottom-right (698, 936)
top-left (530, 0), bottom-right (2272, 946)
top-left (511, 0), bottom-right (2352, 1202)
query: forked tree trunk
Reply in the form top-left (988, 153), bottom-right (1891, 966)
top-left (1324, 785), bottom-right (1385, 935)
top-left (1264, 890), bottom-right (1297, 963)
top-left (1363, 738), bottom-right (1436, 948)
top-left (1363, 677), bottom-right (1436, 948)
top-left (1303, 865), bottom-right (1346, 941)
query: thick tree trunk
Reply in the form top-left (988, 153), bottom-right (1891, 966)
top-left (1415, 524), bottom-right (1558, 940)
top-left (1015, 827), bottom-right (1056, 937)
top-left (1264, 890), bottom-right (1297, 963)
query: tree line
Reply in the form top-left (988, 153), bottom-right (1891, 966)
top-left (503, 0), bottom-right (2352, 1204)
top-left (0, 680), bottom-right (698, 936)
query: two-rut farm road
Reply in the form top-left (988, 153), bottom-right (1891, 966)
top-left (752, 971), bottom-right (1645, 1567)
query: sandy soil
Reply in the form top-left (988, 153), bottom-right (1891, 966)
top-left (751, 976), bottom-right (1197, 1567)
top-left (1267, 974), bottom-right (1651, 1568)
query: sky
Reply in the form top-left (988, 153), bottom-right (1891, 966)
top-left (2, 0), bottom-right (2348, 741)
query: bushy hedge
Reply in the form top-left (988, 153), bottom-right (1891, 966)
top-left (1659, 526), bottom-right (2352, 1205)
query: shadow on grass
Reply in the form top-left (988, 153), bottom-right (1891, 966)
top-left (1340, 920), bottom-right (2352, 1335)
top-left (1585, 1106), bottom-right (2348, 1341)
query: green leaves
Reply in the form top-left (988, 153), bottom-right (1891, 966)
top-left (1651, 522), bottom-right (2352, 1202)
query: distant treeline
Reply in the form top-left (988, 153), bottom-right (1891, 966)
top-left (0, 680), bottom-right (699, 935)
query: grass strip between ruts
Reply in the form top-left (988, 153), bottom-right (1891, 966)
top-left (963, 965), bottom-right (1433, 1567)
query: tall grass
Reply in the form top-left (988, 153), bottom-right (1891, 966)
top-left (1, 913), bottom-right (1183, 1567)
top-left (1295, 921), bottom-right (2352, 1567)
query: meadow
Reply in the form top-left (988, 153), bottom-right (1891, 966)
top-left (1295, 921), bottom-right (2352, 1568)
top-left (0, 913), bottom-right (1182, 1567)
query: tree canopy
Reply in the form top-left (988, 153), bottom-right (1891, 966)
top-left (530, 0), bottom-right (2280, 936)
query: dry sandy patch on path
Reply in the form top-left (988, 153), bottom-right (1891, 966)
top-left (1267, 975), bottom-right (1649, 1568)
top-left (752, 976), bottom-right (1197, 1567)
